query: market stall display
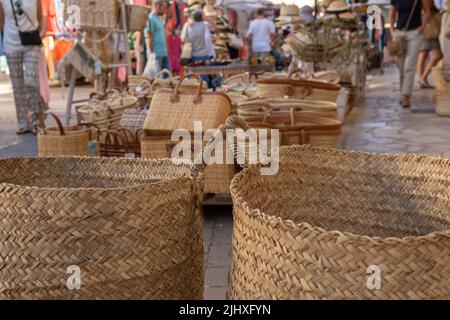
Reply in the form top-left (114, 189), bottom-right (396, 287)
top-left (228, 145), bottom-right (450, 300)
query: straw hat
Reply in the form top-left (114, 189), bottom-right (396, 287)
top-left (280, 4), bottom-right (299, 17)
top-left (339, 12), bottom-right (357, 20)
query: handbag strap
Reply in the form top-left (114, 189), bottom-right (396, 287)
top-left (403, 0), bottom-right (420, 31)
top-left (9, 0), bottom-right (19, 28)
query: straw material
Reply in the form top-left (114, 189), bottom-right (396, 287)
top-left (237, 98), bottom-right (338, 120)
top-left (245, 113), bottom-right (342, 148)
top-left (141, 134), bottom-right (236, 194)
top-left (280, 4), bottom-right (299, 17)
top-left (36, 113), bottom-right (92, 157)
top-left (432, 66), bottom-right (450, 93)
top-left (228, 145), bottom-right (450, 300)
top-left (0, 156), bottom-right (204, 299)
top-left (100, 128), bottom-right (142, 158)
top-left (436, 93), bottom-right (450, 117)
top-left (257, 79), bottom-right (341, 103)
top-left (65, 0), bottom-right (118, 30)
top-left (144, 75), bottom-right (231, 134)
top-left (127, 4), bottom-right (152, 32)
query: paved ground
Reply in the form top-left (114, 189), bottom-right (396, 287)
top-left (0, 67), bottom-right (449, 300)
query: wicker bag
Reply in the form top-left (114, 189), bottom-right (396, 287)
top-left (245, 113), bottom-right (342, 148)
top-left (0, 151), bottom-right (212, 299)
top-left (35, 113), bottom-right (93, 157)
top-left (237, 98), bottom-right (338, 120)
top-left (152, 69), bottom-right (176, 91)
top-left (100, 128), bottom-right (142, 158)
top-left (126, 4), bottom-right (152, 32)
top-left (144, 74), bottom-right (231, 134)
top-left (280, 4), bottom-right (299, 16)
top-left (228, 145), bottom-right (450, 299)
top-left (65, 0), bottom-right (118, 30)
top-left (77, 99), bottom-right (114, 129)
top-left (432, 66), bottom-right (450, 93)
top-left (141, 134), bottom-right (236, 195)
top-left (257, 78), bottom-right (341, 103)
top-left (436, 93), bottom-right (450, 117)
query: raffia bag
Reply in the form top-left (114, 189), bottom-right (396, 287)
top-left (436, 93), bottom-right (450, 117)
top-left (141, 134), bottom-right (236, 195)
top-left (244, 111), bottom-right (342, 148)
top-left (432, 66), bottom-right (450, 93)
top-left (144, 74), bottom-right (231, 134)
top-left (228, 145), bottom-right (450, 299)
top-left (126, 4), bottom-right (152, 32)
top-left (0, 155), bottom-right (207, 299)
top-left (36, 113), bottom-right (95, 157)
top-left (65, 0), bottom-right (118, 30)
top-left (257, 78), bottom-right (341, 103)
top-left (237, 98), bottom-right (338, 120)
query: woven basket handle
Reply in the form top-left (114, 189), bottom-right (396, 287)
top-left (33, 112), bottom-right (65, 135)
top-left (289, 69), bottom-right (311, 80)
top-left (191, 115), bottom-right (271, 179)
top-left (171, 74), bottom-right (204, 104)
top-left (154, 68), bottom-right (173, 81)
top-left (90, 99), bottom-right (114, 115)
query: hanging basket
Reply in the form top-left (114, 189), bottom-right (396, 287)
top-left (126, 4), bottom-right (152, 32)
top-left (65, 0), bottom-right (119, 31)
top-left (0, 154), bottom-right (206, 299)
top-left (228, 145), bottom-right (450, 300)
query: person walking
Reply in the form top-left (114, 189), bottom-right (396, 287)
top-left (145, 0), bottom-right (170, 70)
top-left (0, 0), bottom-right (48, 134)
top-left (417, 4), bottom-right (443, 88)
top-left (181, 10), bottom-right (209, 64)
top-left (389, 0), bottom-right (433, 109)
top-left (246, 8), bottom-right (275, 61)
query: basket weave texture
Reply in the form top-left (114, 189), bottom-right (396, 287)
top-left (0, 157), bottom-right (204, 299)
top-left (228, 145), bottom-right (450, 299)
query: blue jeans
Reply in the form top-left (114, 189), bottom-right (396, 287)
top-left (157, 55), bottom-right (170, 73)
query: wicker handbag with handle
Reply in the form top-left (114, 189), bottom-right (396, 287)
top-left (35, 112), bottom-right (95, 157)
top-left (143, 74), bottom-right (231, 134)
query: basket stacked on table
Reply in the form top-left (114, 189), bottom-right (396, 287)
top-left (432, 66), bottom-right (450, 116)
top-left (141, 74), bottom-right (236, 195)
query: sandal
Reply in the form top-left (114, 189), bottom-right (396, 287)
top-left (419, 80), bottom-right (432, 89)
top-left (16, 128), bottom-right (32, 135)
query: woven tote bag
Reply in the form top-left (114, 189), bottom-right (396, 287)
top-left (0, 155), bottom-right (208, 299)
top-left (36, 113), bottom-right (92, 157)
top-left (228, 145), bottom-right (450, 299)
top-left (143, 74), bottom-right (231, 134)
top-left (244, 112), bottom-right (342, 148)
top-left (257, 78), bottom-right (341, 103)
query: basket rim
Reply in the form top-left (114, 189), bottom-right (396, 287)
top-left (0, 156), bottom-right (195, 192)
top-left (230, 145), bottom-right (450, 244)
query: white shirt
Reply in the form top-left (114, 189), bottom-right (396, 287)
top-left (247, 18), bottom-right (275, 53)
top-left (1, 0), bottom-right (39, 54)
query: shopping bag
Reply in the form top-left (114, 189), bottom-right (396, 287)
top-left (143, 53), bottom-right (161, 79)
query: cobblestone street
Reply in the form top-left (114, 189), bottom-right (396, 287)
top-left (0, 67), bottom-right (449, 299)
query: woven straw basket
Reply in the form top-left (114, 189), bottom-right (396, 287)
top-left (257, 79), bottom-right (341, 103)
top-left (141, 135), bottom-right (236, 194)
top-left (228, 145), bottom-right (450, 300)
top-left (126, 4), bottom-right (152, 32)
top-left (432, 66), bottom-right (450, 93)
top-left (0, 156), bottom-right (205, 299)
top-left (36, 113), bottom-right (92, 157)
top-left (245, 113), bottom-right (342, 148)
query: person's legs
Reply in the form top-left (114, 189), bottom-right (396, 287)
top-left (5, 51), bottom-right (30, 133)
top-left (22, 46), bottom-right (49, 128)
top-left (417, 50), bottom-right (429, 85)
top-left (401, 30), bottom-right (423, 107)
top-left (422, 46), bottom-right (443, 84)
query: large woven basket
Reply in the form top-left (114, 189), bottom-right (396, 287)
top-left (36, 113), bottom-right (92, 157)
top-left (0, 156), bottom-right (204, 299)
top-left (245, 113), bottom-right (342, 148)
top-left (228, 145), bottom-right (450, 299)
